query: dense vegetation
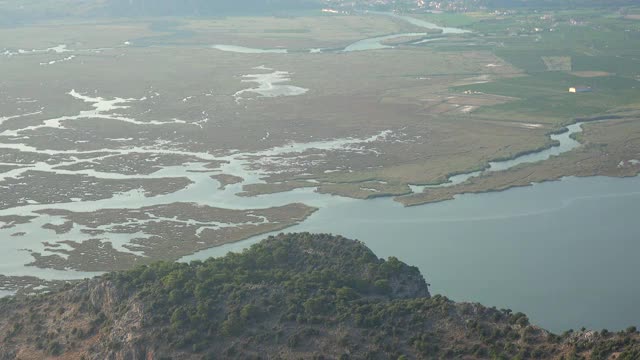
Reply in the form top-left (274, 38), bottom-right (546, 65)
top-left (104, 232), bottom-right (429, 349)
top-left (1, 233), bottom-right (639, 359)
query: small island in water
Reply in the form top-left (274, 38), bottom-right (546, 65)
top-left (0, 233), bottom-right (638, 359)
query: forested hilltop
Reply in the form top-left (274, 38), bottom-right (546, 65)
top-left (0, 233), bottom-right (639, 359)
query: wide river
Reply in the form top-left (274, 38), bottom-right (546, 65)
top-left (197, 14), bottom-right (640, 332)
top-left (186, 174), bottom-right (640, 333)
top-left (1, 12), bottom-right (638, 335)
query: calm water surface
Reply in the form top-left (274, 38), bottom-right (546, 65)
top-left (186, 175), bottom-right (640, 333)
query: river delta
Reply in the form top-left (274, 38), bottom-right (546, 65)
top-left (0, 9), bottom-right (639, 333)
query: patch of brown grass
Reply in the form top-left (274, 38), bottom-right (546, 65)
top-left (571, 71), bottom-right (612, 78)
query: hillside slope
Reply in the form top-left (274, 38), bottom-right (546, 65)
top-left (0, 0), bottom-right (322, 24)
top-left (1, 0), bottom-right (636, 25)
top-left (0, 233), bottom-right (639, 359)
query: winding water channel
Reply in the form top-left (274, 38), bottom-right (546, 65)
top-left (1, 109), bottom-right (610, 331)
top-left (175, 119), bottom-right (640, 333)
top-left (185, 175), bottom-right (640, 333)
top-left (0, 12), bottom-right (638, 334)
top-left (212, 11), bottom-right (470, 54)
top-left (411, 122), bottom-right (583, 190)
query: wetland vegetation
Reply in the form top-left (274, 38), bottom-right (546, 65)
top-left (0, 0), bottom-right (638, 340)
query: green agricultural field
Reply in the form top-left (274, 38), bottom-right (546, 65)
top-left (413, 12), bottom-right (484, 27)
top-left (455, 72), bottom-right (640, 123)
top-left (0, 5), bottom-right (639, 278)
top-left (417, 7), bottom-right (640, 126)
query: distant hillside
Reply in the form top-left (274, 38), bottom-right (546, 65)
top-left (103, 0), bottom-right (321, 16)
top-left (475, 0), bottom-right (637, 8)
top-left (0, 0), bottom-right (322, 25)
top-left (366, 0), bottom-right (639, 11)
top-left (1, 233), bottom-right (639, 359)
top-left (0, 0), bottom-right (636, 25)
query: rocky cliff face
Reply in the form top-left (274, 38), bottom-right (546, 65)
top-left (0, 233), bottom-right (639, 359)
